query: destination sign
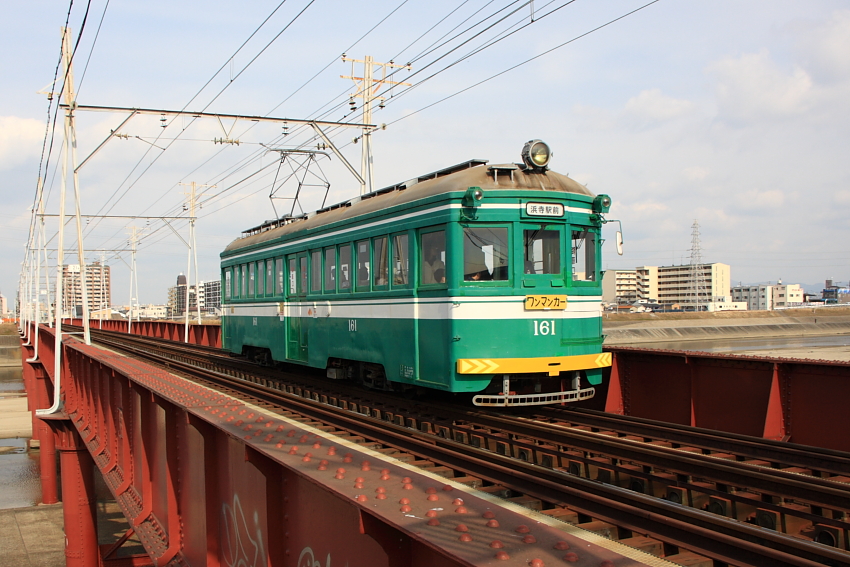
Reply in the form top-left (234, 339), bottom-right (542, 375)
top-left (525, 202), bottom-right (564, 217)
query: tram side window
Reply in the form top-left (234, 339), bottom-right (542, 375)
top-left (572, 229), bottom-right (597, 282)
top-left (421, 230), bottom-right (446, 285)
top-left (339, 245), bottom-right (351, 290)
top-left (392, 234), bottom-right (408, 286)
top-left (356, 240), bottom-right (370, 290)
top-left (266, 260), bottom-right (274, 296)
top-left (248, 263), bottom-right (256, 297)
top-left (373, 237), bottom-right (388, 287)
top-left (288, 258), bottom-right (297, 296)
top-left (257, 261), bottom-right (264, 296)
top-left (524, 228), bottom-right (560, 275)
top-left (225, 270), bottom-right (232, 300)
top-left (241, 264), bottom-right (248, 298)
top-left (310, 251), bottom-right (322, 292)
top-left (275, 258), bottom-right (283, 296)
top-left (233, 266), bottom-right (240, 298)
top-left (299, 256), bottom-right (308, 294)
top-left (324, 248), bottom-right (336, 292)
top-left (463, 227), bottom-right (508, 281)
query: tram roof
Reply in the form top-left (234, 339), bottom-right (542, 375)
top-left (223, 159), bottom-right (595, 254)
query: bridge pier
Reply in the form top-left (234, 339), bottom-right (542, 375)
top-left (44, 417), bottom-right (99, 567)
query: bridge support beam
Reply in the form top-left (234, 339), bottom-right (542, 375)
top-left (45, 417), bottom-right (99, 567)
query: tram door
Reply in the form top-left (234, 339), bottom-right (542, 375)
top-left (286, 254), bottom-right (309, 362)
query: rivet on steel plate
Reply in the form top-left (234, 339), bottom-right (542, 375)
top-left (288, 446), bottom-right (299, 455)
top-left (354, 482), bottom-right (364, 489)
top-left (427, 494), bottom-right (439, 501)
top-left (455, 524), bottom-right (468, 532)
top-left (455, 506), bottom-right (468, 514)
top-left (522, 535), bottom-right (536, 544)
top-left (286, 430), bottom-right (296, 437)
top-left (376, 487), bottom-right (386, 494)
top-left (486, 519), bottom-right (499, 528)
top-left (402, 477), bottom-right (412, 484)
top-left (355, 495), bottom-right (368, 502)
top-left (312, 442), bottom-right (321, 449)
top-left (425, 510), bottom-right (438, 518)
top-left (442, 484), bottom-right (453, 492)
top-left (402, 483), bottom-right (414, 490)
top-left (426, 487), bottom-right (437, 494)
top-left (530, 559), bottom-right (544, 567)
top-left (327, 447), bottom-right (337, 455)
top-left (515, 525), bottom-right (530, 534)
top-left (459, 533), bottom-right (472, 542)
top-left (495, 551), bottom-right (509, 560)
top-left (376, 493), bottom-right (386, 500)
top-left (554, 541), bottom-right (570, 550)
top-left (452, 498), bottom-right (464, 506)
top-left (563, 552), bottom-right (578, 562)
top-left (599, 561), bottom-right (614, 567)
top-left (400, 505), bottom-right (412, 513)
top-left (399, 498), bottom-right (410, 505)
top-left (361, 461), bottom-right (371, 471)
top-left (235, 420), bottom-right (244, 426)
top-left (343, 454), bottom-right (353, 463)
top-left (427, 518), bottom-right (440, 526)
top-left (482, 511), bottom-right (495, 519)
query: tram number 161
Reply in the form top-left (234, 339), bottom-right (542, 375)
top-left (533, 320), bottom-right (556, 336)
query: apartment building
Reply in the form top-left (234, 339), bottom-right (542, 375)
top-left (62, 262), bottom-right (111, 317)
top-left (732, 282), bottom-right (805, 310)
top-left (604, 263), bottom-right (739, 310)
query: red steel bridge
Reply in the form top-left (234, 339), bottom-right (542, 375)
top-left (16, 319), bottom-right (850, 566)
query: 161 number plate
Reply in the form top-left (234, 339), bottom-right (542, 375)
top-left (524, 295), bottom-right (567, 310)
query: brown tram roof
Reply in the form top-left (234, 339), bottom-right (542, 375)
top-left (223, 159), bottom-right (595, 255)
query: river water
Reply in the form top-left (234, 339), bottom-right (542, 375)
top-left (0, 366), bottom-right (42, 509)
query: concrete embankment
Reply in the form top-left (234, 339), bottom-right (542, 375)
top-left (0, 335), bottom-right (21, 367)
top-left (603, 314), bottom-right (850, 345)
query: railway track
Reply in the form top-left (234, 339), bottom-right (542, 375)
top-left (77, 327), bottom-right (850, 567)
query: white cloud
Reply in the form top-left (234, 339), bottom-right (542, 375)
top-left (709, 50), bottom-right (813, 124)
top-left (683, 166), bottom-right (709, 181)
top-left (621, 89), bottom-right (694, 129)
top-left (735, 188), bottom-right (785, 210)
top-left (0, 116), bottom-right (43, 171)
top-left (791, 9), bottom-right (850, 84)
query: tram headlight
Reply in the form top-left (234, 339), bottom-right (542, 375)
top-left (521, 139), bottom-right (551, 170)
top-left (593, 194), bottom-right (612, 213)
top-left (463, 186), bottom-right (484, 208)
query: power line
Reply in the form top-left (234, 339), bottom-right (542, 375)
top-left (386, 0), bottom-right (662, 126)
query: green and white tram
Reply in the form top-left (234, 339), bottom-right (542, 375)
top-left (220, 140), bottom-right (614, 406)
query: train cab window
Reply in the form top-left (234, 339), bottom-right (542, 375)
top-left (339, 244), bottom-right (351, 290)
top-left (266, 261), bottom-right (274, 296)
top-left (524, 228), bottom-right (560, 275)
top-left (299, 256), bottom-right (308, 294)
top-left (421, 230), bottom-right (446, 285)
top-left (288, 258), bottom-right (297, 296)
top-left (248, 263), bottom-right (255, 297)
top-left (275, 258), bottom-right (284, 295)
top-left (310, 251), bottom-right (322, 292)
top-left (392, 234), bottom-right (409, 286)
top-left (373, 237), bottom-right (388, 287)
top-left (257, 261), bottom-right (265, 296)
top-left (463, 227), bottom-right (508, 281)
top-left (233, 266), bottom-right (240, 298)
top-left (572, 229), bottom-right (597, 282)
top-left (324, 248), bottom-right (336, 292)
top-left (356, 240), bottom-right (370, 291)
top-left (225, 270), bottom-right (232, 300)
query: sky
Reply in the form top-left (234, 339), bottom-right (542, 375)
top-left (1, 0), bottom-right (849, 308)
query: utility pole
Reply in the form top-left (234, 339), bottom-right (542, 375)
top-left (180, 181), bottom-right (214, 341)
top-left (127, 227), bottom-right (142, 334)
top-left (341, 56), bottom-right (410, 194)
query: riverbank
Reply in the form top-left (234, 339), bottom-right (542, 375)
top-left (603, 307), bottom-right (850, 344)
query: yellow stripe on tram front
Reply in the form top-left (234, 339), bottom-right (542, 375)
top-left (457, 352), bottom-right (612, 377)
